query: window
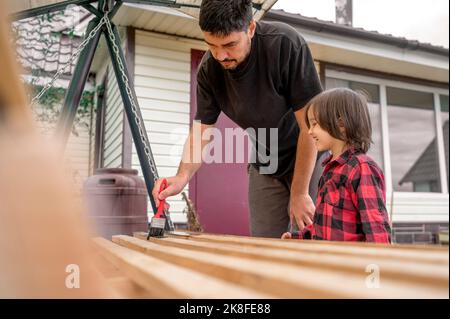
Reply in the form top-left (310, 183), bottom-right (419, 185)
top-left (326, 78), bottom-right (384, 168)
top-left (326, 78), bottom-right (380, 103)
top-left (387, 87), bottom-right (441, 193)
top-left (441, 95), bottom-right (449, 187)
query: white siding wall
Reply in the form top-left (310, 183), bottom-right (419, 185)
top-left (103, 66), bottom-right (124, 168)
top-left (64, 124), bottom-right (92, 188)
top-left (88, 103), bottom-right (96, 175)
top-left (100, 31), bottom-right (128, 169)
top-left (133, 30), bottom-right (207, 224)
top-left (34, 105), bottom-right (92, 192)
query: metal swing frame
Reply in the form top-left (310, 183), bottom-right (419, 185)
top-left (10, 0), bottom-right (212, 231)
top-left (11, 0), bottom-right (266, 232)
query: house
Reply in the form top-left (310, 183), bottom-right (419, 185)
top-left (11, 1), bottom-right (449, 244)
top-left (263, 9), bottom-right (449, 244)
top-left (400, 121), bottom-right (448, 193)
top-left (13, 5), bottom-right (96, 189)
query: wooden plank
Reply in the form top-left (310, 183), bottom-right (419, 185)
top-left (115, 235), bottom-right (448, 298)
top-left (184, 232), bottom-right (449, 251)
top-left (93, 251), bottom-right (154, 299)
top-left (133, 233), bottom-right (448, 289)
top-left (138, 231), bottom-right (448, 265)
top-left (145, 232), bottom-right (448, 265)
top-left (93, 237), bottom-right (274, 299)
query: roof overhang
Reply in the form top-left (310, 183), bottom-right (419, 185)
top-left (265, 10), bottom-right (449, 84)
top-left (8, 0), bottom-right (278, 73)
top-left (304, 29), bottom-right (448, 84)
top-left (7, 0), bottom-right (277, 22)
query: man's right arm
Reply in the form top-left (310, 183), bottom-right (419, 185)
top-left (152, 122), bottom-right (214, 207)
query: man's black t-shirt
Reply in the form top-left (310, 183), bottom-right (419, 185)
top-left (195, 21), bottom-right (323, 178)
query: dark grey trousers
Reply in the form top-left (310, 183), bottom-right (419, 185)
top-left (247, 152), bottom-right (328, 238)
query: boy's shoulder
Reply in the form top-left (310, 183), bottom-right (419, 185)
top-left (349, 152), bottom-right (377, 165)
top-left (347, 152), bottom-right (384, 176)
top-left (341, 152), bottom-right (385, 193)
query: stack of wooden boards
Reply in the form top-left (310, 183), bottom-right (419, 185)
top-left (92, 232), bottom-right (449, 299)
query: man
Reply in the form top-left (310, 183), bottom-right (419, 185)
top-left (152, 0), bottom-right (324, 238)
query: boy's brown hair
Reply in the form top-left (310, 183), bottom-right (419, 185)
top-left (305, 88), bottom-right (373, 153)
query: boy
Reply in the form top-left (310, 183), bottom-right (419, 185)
top-left (283, 88), bottom-right (392, 243)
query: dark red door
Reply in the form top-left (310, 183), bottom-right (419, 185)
top-left (189, 49), bottom-right (250, 236)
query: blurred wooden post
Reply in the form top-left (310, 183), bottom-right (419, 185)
top-left (0, 1), bottom-right (112, 298)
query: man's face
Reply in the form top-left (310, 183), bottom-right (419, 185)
top-left (204, 20), bottom-right (256, 70)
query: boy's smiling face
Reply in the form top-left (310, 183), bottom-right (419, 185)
top-left (307, 105), bottom-right (335, 152)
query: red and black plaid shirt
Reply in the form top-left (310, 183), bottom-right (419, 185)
top-left (294, 148), bottom-right (392, 243)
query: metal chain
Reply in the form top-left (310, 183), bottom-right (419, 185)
top-left (30, 16), bottom-right (107, 106)
top-left (103, 13), bottom-right (159, 182)
top-left (104, 13), bottom-right (172, 229)
top-left (30, 11), bottom-right (159, 182)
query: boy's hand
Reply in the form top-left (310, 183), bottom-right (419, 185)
top-left (281, 232), bottom-right (292, 240)
top-left (290, 194), bottom-right (315, 231)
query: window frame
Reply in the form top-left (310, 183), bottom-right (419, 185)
top-left (326, 69), bottom-right (449, 196)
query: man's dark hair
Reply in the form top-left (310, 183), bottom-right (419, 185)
top-left (305, 88), bottom-right (373, 153)
top-left (199, 0), bottom-right (253, 36)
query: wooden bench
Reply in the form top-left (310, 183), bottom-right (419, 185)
top-left (92, 232), bottom-right (449, 299)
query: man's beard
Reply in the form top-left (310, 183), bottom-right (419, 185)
top-left (217, 38), bottom-right (252, 70)
top-left (219, 59), bottom-right (238, 70)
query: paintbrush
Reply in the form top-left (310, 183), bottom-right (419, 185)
top-left (147, 179), bottom-right (169, 239)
